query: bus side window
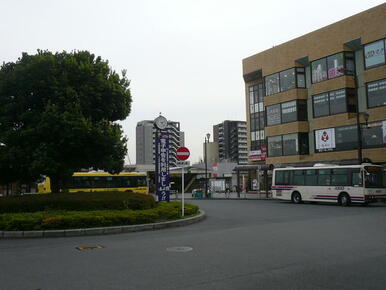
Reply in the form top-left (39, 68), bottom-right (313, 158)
top-left (138, 176), bottom-right (147, 187)
top-left (275, 171), bottom-right (284, 185)
top-left (331, 169), bottom-right (348, 186)
top-left (293, 170), bottom-right (305, 185)
top-left (282, 171), bottom-right (292, 185)
top-left (317, 169), bottom-right (331, 186)
top-left (275, 171), bottom-right (291, 185)
top-left (305, 170), bottom-right (317, 186)
top-left (129, 176), bottom-right (138, 187)
top-left (93, 176), bottom-right (106, 188)
top-left (121, 176), bottom-right (131, 187)
top-left (351, 169), bottom-right (362, 186)
top-left (106, 177), bottom-right (114, 188)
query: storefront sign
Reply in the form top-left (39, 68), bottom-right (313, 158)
top-left (211, 162), bottom-right (219, 177)
top-left (248, 144), bottom-right (267, 161)
top-left (315, 128), bottom-right (336, 152)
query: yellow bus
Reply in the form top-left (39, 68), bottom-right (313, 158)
top-left (37, 172), bottom-right (148, 194)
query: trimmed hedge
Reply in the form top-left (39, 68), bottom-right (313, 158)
top-left (0, 192), bottom-right (155, 213)
top-left (0, 202), bottom-right (199, 231)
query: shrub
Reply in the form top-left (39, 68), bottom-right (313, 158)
top-left (0, 201), bottom-right (199, 231)
top-left (0, 192), bottom-right (155, 213)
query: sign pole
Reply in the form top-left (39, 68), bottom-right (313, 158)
top-left (182, 165), bottom-right (184, 217)
top-left (176, 146), bottom-right (190, 217)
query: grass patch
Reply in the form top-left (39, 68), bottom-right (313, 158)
top-left (0, 202), bottom-right (199, 231)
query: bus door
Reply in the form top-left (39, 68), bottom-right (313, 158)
top-left (350, 168), bottom-right (364, 197)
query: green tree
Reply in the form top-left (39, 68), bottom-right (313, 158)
top-left (0, 50), bottom-right (131, 192)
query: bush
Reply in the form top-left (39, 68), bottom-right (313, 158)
top-left (0, 192), bottom-right (155, 213)
top-left (0, 202), bottom-right (200, 231)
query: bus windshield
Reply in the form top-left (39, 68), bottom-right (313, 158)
top-left (364, 166), bottom-right (386, 188)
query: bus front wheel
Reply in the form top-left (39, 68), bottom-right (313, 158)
top-left (339, 192), bottom-right (351, 206)
top-left (292, 192), bottom-right (302, 204)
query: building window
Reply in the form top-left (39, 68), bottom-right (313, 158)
top-left (313, 93), bottom-right (329, 117)
top-left (280, 68), bottom-right (296, 91)
top-left (266, 104), bottom-right (281, 126)
top-left (315, 125), bottom-right (358, 153)
top-left (296, 67), bottom-right (306, 88)
top-left (267, 100), bottom-right (308, 126)
top-left (259, 113), bottom-right (265, 128)
top-left (329, 89), bottom-right (347, 115)
top-left (345, 52), bottom-right (355, 75)
top-left (268, 135), bottom-right (282, 157)
top-left (311, 58), bottom-right (328, 83)
top-left (335, 125), bottom-right (358, 151)
top-left (364, 39), bottom-right (386, 69)
top-left (327, 53), bottom-right (344, 79)
top-left (312, 88), bottom-right (355, 118)
top-left (362, 120), bottom-right (386, 148)
top-left (311, 52), bottom-right (355, 83)
top-left (268, 133), bottom-right (308, 157)
top-left (281, 101), bottom-right (297, 123)
top-left (249, 83), bottom-right (265, 151)
top-left (367, 79), bottom-right (386, 108)
top-left (265, 67), bottom-right (306, 96)
top-left (299, 133), bottom-right (309, 155)
top-left (265, 73), bottom-right (280, 96)
top-left (282, 133), bottom-right (298, 155)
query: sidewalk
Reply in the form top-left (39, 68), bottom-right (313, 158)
top-left (172, 191), bottom-right (272, 200)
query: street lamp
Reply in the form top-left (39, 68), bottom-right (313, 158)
top-left (357, 111), bottom-right (369, 164)
top-left (204, 133), bottom-right (210, 198)
top-left (338, 67), bottom-right (369, 164)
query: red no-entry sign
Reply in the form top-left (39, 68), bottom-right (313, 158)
top-left (176, 147), bottom-right (190, 161)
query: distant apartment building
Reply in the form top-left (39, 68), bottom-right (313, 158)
top-left (136, 120), bottom-right (185, 167)
top-left (213, 121), bottom-right (248, 164)
top-left (242, 4), bottom-right (386, 166)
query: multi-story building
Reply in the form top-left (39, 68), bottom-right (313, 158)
top-left (242, 4), bottom-right (386, 167)
top-left (213, 121), bottom-right (248, 164)
top-left (136, 120), bottom-right (185, 167)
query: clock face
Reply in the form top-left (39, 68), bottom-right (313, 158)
top-left (155, 116), bottom-right (168, 129)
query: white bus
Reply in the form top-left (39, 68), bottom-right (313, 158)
top-left (272, 163), bottom-right (386, 206)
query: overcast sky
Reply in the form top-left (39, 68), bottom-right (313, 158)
top-left (1, 0), bottom-right (384, 164)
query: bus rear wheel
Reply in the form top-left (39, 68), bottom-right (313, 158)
top-left (292, 192), bottom-right (302, 204)
top-left (339, 192), bottom-right (351, 206)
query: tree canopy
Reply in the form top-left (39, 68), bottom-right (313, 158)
top-left (0, 50), bottom-right (132, 192)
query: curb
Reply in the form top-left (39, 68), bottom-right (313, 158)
top-left (0, 210), bottom-right (206, 239)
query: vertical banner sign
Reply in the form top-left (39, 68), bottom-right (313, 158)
top-left (156, 130), bottom-right (170, 202)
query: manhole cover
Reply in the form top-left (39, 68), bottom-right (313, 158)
top-left (76, 245), bottom-right (105, 251)
top-left (166, 246), bottom-right (193, 252)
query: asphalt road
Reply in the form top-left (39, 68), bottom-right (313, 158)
top-left (1, 200), bottom-right (386, 290)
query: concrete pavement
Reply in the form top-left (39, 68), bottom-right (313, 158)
top-left (1, 199), bottom-right (386, 289)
